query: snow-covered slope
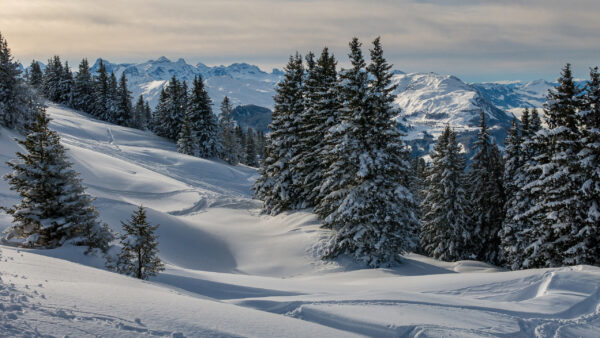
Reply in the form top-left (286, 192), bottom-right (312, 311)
top-left (1, 104), bottom-right (599, 337)
top-left (90, 57), bottom-right (282, 110)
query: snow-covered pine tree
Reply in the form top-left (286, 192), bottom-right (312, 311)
top-left (253, 53), bottom-right (304, 215)
top-left (500, 108), bottom-right (545, 269)
top-left (104, 72), bottom-right (119, 122)
top-left (115, 72), bottom-right (133, 126)
top-left (72, 58), bottom-right (95, 113)
top-left (291, 48), bottom-right (339, 208)
top-left (577, 66), bottom-right (600, 265)
top-left (518, 64), bottom-right (584, 268)
top-left (92, 60), bottom-right (109, 119)
top-left (467, 111), bottom-right (505, 264)
top-left (245, 127), bottom-right (258, 166)
top-left (218, 96), bottom-right (239, 164)
top-left (501, 119), bottom-right (522, 226)
top-left (112, 205), bottom-right (164, 280)
top-left (2, 110), bottom-right (112, 251)
top-left (28, 60), bottom-right (43, 89)
top-left (235, 125), bottom-right (246, 163)
top-left (176, 111), bottom-right (195, 156)
top-left (151, 87), bottom-right (169, 137)
top-left (58, 61), bottom-right (73, 106)
top-left (159, 76), bottom-right (186, 140)
top-left (0, 32), bottom-right (42, 130)
top-left (42, 56), bottom-right (63, 102)
top-left (144, 101), bottom-right (152, 127)
top-left (188, 75), bottom-right (219, 158)
top-left (132, 95), bottom-right (147, 129)
top-left (420, 126), bottom-right (472, 261)
top-left (320, 37), bottom-right (419, 267)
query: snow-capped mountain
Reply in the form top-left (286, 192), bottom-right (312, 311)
top-left (471, 79), bottom-right (555, 111)
top-left (89, 57), bottom-right (282, 110)
top-left (391, 72), bottom-right (513, 154)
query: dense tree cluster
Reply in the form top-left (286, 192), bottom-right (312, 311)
top-left (38, 56), bottom-right (151, 129)
top-left (0, 32), bottom-right (43, 131)
top-left (254, 38), bottom-right (419, 267)
top-left (499, 64), bottom-right (600, 269)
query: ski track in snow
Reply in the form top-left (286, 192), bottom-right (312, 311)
top-left (0, 103), bottom-right (599, 337)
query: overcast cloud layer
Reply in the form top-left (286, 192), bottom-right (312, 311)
top-left (1, 0), bottom-right (599, 82)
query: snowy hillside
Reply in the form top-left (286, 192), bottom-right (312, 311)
top-left (89, 57), bottom-right (282, 110)
top-left (1, 104), bottom-right (599, 337)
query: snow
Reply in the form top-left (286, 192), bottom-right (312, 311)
top-left (1, 104), bottom-right (599, 336)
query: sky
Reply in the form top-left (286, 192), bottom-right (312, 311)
top-left (1, 0), bottom-right (599, 82)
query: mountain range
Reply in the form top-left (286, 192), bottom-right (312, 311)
top-left (27, 57), bottom-right (573, 153)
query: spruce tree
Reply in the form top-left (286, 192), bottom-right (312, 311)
top-left (105, 72), bottom-right (119, 122)
top-left (93, 60), bottom-right (109, 119)
top-left (115, 72), bottom-right (133, 126)
top-left (501, 119), bottom-right (522, 231)
top-left (420, 126), bottom-right (472, 261)
top-left (188, 75), bottom-right (219, 157)
top-left (2, 110), bottom-right (112, 251)
top-left (218, 96), bottom-right (238, 164)
top-left (534, 63), bottom-right (585, 267)
top-left (245, 127), bottom-right (258, 166)
top-left (320, 37), bottom-right (418, 267)
top-left (152, 88), bottom-right (169, 137)
top-left (132, 95), bottom-right (147, 129)
top-left (0, 32), bottom-right (41, 130)
top-left (28, 60), bottom-right (43, 89)
top-left (500, 108), bottom-right (545, 269)
top-left (292, 48), bottom-right (339, 208)
top-left (72, 58), bottom-right (94, 113)
top-left (42, 56), bottom-right (63, 102)
top-left (577, 66), bottom-right (600, 265)
top-left (112, 205), bottom-right (164, 280)
top-left (59, 61), bottom-right (73, 106)
top-left (176, 111), bottom-right (195, 156)
top-left (253, 53), bottom-right (304, 215)
top-left (467, 111), bottom-right (505, 264)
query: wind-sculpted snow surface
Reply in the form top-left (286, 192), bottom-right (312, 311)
top-left (0, 104), bottom-right (599, 337)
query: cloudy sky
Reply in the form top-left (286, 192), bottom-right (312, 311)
top-left (1, 0), bottom-right (598, 82)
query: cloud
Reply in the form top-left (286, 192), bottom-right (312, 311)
top-left (0, 0), bottom-right (598, 81)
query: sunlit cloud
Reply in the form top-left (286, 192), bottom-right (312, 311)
top-left (1, 0), bottom-right (598, 81)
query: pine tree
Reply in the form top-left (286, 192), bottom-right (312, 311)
top-left (2, 110), bottom-right (113, 251)
top-left (176, 111), bottom-right (195, 155)
top-left (115, 72), bottom-right (133, 126)
top-left (92, 60), bottom-right (109, 119)
top-left (72, 58), bottom-right (95, 113)
top-left (292, 48), bottom-right (339, 208)
top-left (0, 32), bottom-right (42, 130)
top-left (112, 205), bottom-right (164, 280)
top-left (28, 60), bottom-right (43, 89)
top-left (235, 125), bottom-right (245, 163)
top-left (420, 126), bottom-right (472, 261)
top-left (500, 108), bottom-right (545, 269)
top-left (132, 95), bottom-right (147, 129)
top-left (577, 66), bottom-right (600, 265)
top-left (467, 111), bottom-right (505, 264)
top-left (245, 127), bottom-right (258, 166)
top-left (42, 56), bottom-right (63, 102)
top-left (58, 61), bottom-right (73, 106)
top-left (217, 97), bottom-right (239, 164)
top-left (105, 72), bottom-right (119, 122)
top-left (188, 75), bottom-right (219, 157)
top-left (320, 37), bottom-right (419, 267)
top-left (500, 119), bottom-right (522, 241)
top-left (156, 76), bottom-right (186, 140)
top-left (253, 53), bottom-right (304, 214)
